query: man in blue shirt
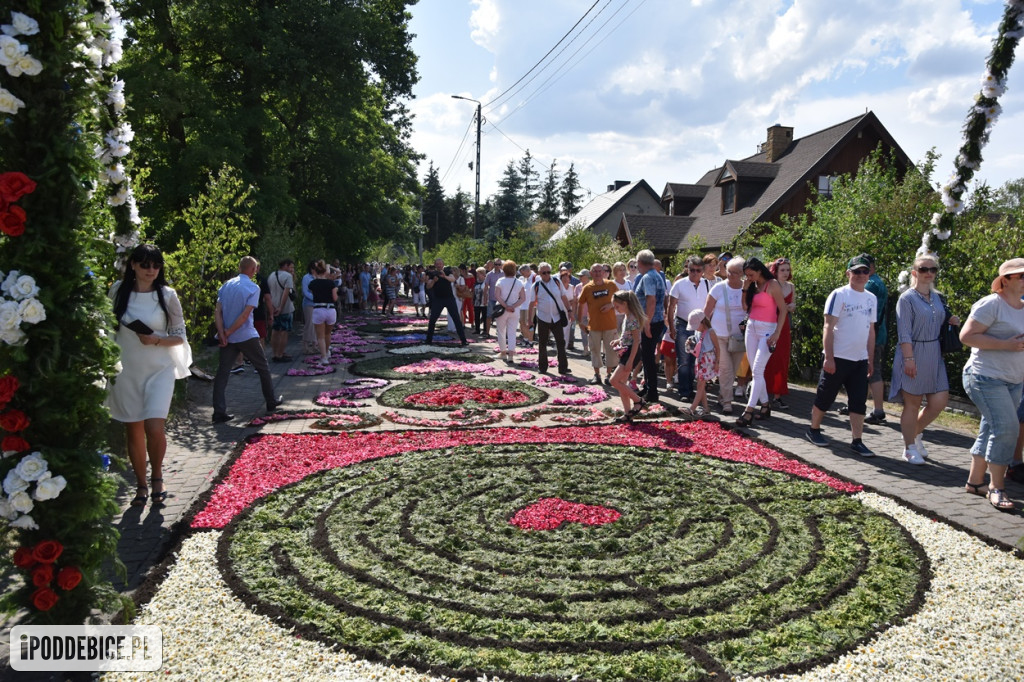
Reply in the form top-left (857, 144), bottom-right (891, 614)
top-left (212, 257), bottom-right (282, 423)
top-left (634, 249), bottom-right (666, 403)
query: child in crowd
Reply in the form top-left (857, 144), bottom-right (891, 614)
top-left (660, 332), bottom-right (677, 393)
top-left (610, 290), bottom-right (647, 423)
top-left (682, 308), bottom-right (718, 420)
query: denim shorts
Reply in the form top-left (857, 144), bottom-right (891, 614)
top-left (963, 367), bottom-right (1024, 466)
top-left (272, 312), bottom-right (293, 332)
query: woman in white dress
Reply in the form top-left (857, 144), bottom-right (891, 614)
top-left (106, 245), bottom-right (192, 507)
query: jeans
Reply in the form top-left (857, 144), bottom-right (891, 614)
top-left (213, 337), bottom-right (276, 415)
top-left (427, 298), bottom-right (467, 343)
top-left (963, 367), bottom-right (1024, 466)
top-left (674, 320), bottom-right (696, 398)
top-left (640, 319), bottom-right (665, 400)
top-left (744, 319), bottom-right (777, 409)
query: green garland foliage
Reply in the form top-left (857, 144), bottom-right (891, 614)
top-left (0, 1), bottom-right (128, 622)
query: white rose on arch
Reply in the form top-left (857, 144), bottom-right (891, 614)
top-left (17, 298), bottom-right (46, 325)
top-left (0, 327), bottom-right (27, 346)
top-left (2, 12), bottom-right (40, 37)
top-left (0, 86), bottom-right (24, 115)
top-left (5, 273), bottom-right (39, 300)
top-left (0, 496), bottom-right (18, 521)
top-left (7, 52), bottom-right (42, 77)
top-left (33, 472), bottom-right (67, 501)
top-left (2, 468), bottom-right (29, 495)
top-left (10, 514), bottom-right (37, 530)
top-left (0, 35), bottom-right (26, 66)
top-left (13, 451), bottom-right (48, 482)
top-left (0, 300), bottom-right (22, 332)
top-left (8, 490), bottom-right (33, 514)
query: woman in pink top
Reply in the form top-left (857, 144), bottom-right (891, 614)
top-left (736, 257), bottom-right (788, 427)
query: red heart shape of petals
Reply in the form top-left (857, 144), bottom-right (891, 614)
top-left (510, 497), bottom-right (620, 531)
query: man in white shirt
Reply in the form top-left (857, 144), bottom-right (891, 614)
top-left (268, 259), bottom-right (296, 362)
top-left (666, 255), bottom-right (712, 400)
top-left (529, 262), bottom-right (574, 375)
top-left (806, 255), bottom-right (877, 456)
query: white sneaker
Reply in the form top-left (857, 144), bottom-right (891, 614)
top-left (903, 444), bottom-right (925, 465)
top-left (914, 434), bottom-right (930, 459)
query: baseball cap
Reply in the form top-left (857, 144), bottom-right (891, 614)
top-left (847, 254), bottom-right (872, 270)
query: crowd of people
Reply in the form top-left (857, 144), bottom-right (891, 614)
top-left (104, 244), bottom-right (1024, 514)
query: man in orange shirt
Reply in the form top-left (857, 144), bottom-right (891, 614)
top-left (577, 263), bottom-right (619, 386)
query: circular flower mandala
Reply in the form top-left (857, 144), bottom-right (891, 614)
top-left (219, 441), bottom-right (925, 681)
top-left (378, 379), bottom-right (547, 411)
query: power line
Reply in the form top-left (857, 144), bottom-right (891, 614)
top-left (481, 0), bottom-right (602, 111)
top-left (485, 0), bottom-right (617, 116)
top-left (439, 112), bottom-right (476, 185)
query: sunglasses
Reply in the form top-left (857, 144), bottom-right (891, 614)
top-left (688, 268), bottom-right (703, 273)
top-left (916, 266), bottom-right (939, 274)
top-left (539, 270), bottom-right (551, 275)
top-left (136, 262), bottom-right (161, 270)
top-left (850, 268), bottom-right (870, 275)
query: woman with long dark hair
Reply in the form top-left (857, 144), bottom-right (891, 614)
top-left (106, 244), bottom-right (192, 507)
top-left (736, 257), bottom-right (788, 427)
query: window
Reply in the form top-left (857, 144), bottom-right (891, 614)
top-left (722, 182), bottom-right (735, 214)
top-left (817, 175), bottom-right (837, 197)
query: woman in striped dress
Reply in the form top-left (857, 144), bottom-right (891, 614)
top-left (889, 254), bottom-right (959, 464)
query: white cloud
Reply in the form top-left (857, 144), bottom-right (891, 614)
top-left (469, 0), bottom-right (500, 51)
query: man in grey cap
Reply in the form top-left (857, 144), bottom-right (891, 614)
top-left (805, 255), bottom-right (877, 457)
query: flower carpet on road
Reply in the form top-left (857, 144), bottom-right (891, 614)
top-left (377, 378), bottom-right (547, 411)
top-left (106, 423), bottom-right (1024, 681)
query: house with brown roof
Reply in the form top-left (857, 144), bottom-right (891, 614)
top-left (547, 179), bottom-right (662, 244)
top-left (616, 111), bottom-right (913, 256)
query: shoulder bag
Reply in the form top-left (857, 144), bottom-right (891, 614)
top-left (538, 280), bottom-right (569, 327)
top-left (937, 293), bottom-right (962, 354)
top-left (492, 281), bottom-right (518, 319)
top-left (722, 286), bottom-right (746, 353)
top-left (275, 272), bottom-right (297, 303)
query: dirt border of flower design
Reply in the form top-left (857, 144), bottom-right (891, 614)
top-left (211, 439), bottom-right (933, 681)
top-left (349, 353), bottom-right (496, 380)
top-left (308, 410), bottom-right (383, 431)
top-left (377, 378), bottom-right (548, 411)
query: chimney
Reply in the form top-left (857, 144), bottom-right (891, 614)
top-left (764, 124), bottom-right (793, 162)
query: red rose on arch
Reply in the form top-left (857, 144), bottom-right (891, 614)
top-left (31, 587), bottom-right (58, 611)
top-left (0, 375), bottom-right (18, 408)
top-left (32, 540), bottom-right (63, 564)
top-left (0, 409), bottom-right (30, 432)
top-left (31, 563), bottom-right (53, 587)
top-left (12, 546), bottom-right (34, 569)
top-left (0, 172), bottom-right (37, 203)
top-left (56, 566), bottom-right (82, 591)
top-left (0, 205), bottom-right (26, 237)
top-left (1, 436), bottom-right (30, 453)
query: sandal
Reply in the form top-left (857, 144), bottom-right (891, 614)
top-left (987, 488), bottom-right (1015, 512)
top-left (150, 477), bottom-right (168, 506)
top-left (678, 407), bottom-right (694, 421)
top-left (735, 410), bottom-right (755, 428)
top-left (627, 399), bottom-right (647, 417)
top-left (613, 413), bottom-right (633, 424)
top-left (755, 402), bottom-right (772, 420)
top-left (130, 486), bottom-right (148, 507)
top-left (694, 406), bottom-right (707, 420)
top-left (964, 481), bottom-right (988, 496)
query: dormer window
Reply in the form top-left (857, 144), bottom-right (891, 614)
top-left (721, 181), bottom-right (736, 214)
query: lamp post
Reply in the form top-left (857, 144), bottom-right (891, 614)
top-left (451, 95), bottom-right (481, 240)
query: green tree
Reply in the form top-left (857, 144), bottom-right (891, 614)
top-left (446, 187), bottom-right (472, 238)
top-left (992, 177), bottom-right (1024, 211)
top-left (517, 150), bottom-right (540, 222)
top-left (560, 162), bottom-right (583, 220)
top-left (164, 166), bottom-right (257, 339)
top-left (537, 160), bottom-right (561, 223)
top-left (119, 0), bottom-right (421, 259)
top-left (421, 162), bottom-right (447, 249)
top-left (494, 161), bottom-right (527, 240)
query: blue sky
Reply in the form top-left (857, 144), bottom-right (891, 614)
top-left (408, 0), bottom-right (1020, 207)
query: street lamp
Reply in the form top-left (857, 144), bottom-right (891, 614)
top-left (451, 95), bottom-right (481, 240)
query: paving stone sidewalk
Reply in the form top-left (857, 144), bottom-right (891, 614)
top-left (3, 314), bottom-right (1022, 679)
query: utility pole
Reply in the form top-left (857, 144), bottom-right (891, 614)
top-left (451, 95), bottom-right (481, 240)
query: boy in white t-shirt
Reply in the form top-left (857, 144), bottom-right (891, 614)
top-left (806, 255), bottom-right (877, 456)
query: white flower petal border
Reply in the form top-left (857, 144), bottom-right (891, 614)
top-left (101, 492), bottom-right (1024, 682)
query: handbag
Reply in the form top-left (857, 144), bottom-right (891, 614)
top-left (275, 272), bottom-right (297, 303)
top-left (722, 285), bottom-right (746, 352)
top-left (937, 293), bottom-right (962, 354)
top-left (492, 281), bottom-right (518, 319)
